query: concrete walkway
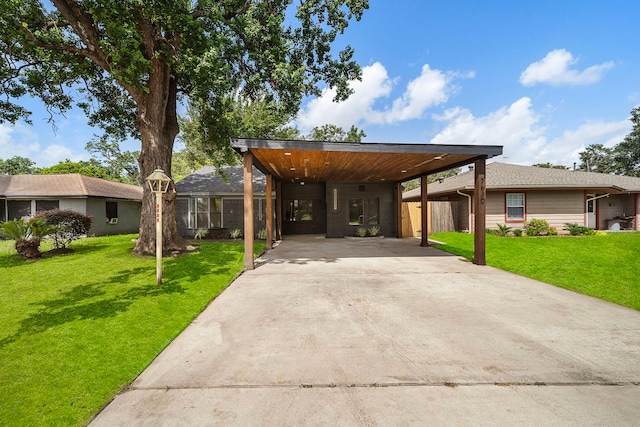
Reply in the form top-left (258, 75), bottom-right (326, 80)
top-left (91, 236), bottom-right (640, 426)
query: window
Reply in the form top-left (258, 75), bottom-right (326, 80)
top-left (106, 201), bottom-right (118, 220)
top-left (7, 201), bottom-right (30, 220)
top-left (36, 200), bottom-right (59, 212)
top-left (349, 198), bottom-right (379, 225)
top-left (284, 200), bottom-right (313, 221)
top-left (506, 193), bottom-right (525, 221)
top-left (188, 197), bottom-right (221, 229)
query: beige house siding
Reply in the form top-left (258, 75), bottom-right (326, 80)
top-left (485, 190), bottom-right (584, 230)
top-left (525, 191), bottom-right (584, 229)
top-left (486, 191), bottom-right (506, 227)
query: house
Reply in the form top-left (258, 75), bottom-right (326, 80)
top-left (403, 162), bottom-right (640, 233)
top-left (230, 138), bottom-right (503, 269)
top-left (0, 174), bottom-right (143, 236)
top-left (175, 165), bottom-right (270, 238)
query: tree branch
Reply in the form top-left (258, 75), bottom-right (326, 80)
top-left (50, 0), bottom-right (109, 66)
top-left (222, 0), bottom-right (253, 20)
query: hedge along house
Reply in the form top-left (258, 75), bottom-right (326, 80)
top-left (230, 138), bottom-right (503, 269)
top-left (0, 174), bottom-right (143, 236)
top-left (175, 165), bottom-right (270, 238)
top-left (403, 162), bottom-right (640, 233)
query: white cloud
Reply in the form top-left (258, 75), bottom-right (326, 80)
top-left (0, 122), bottom-right (41, 159)
top-left (0, 122), bottom-right (87, 167)
top-left (520, 49), bottom-right (614, 86)
top-left (429, 97), bottom-right (631, 167)
top-left (544, 119), bottom-right (630, 165)
top-left (297, 62), bottom-right (392, 130)
top-left (430, 97), bottom-right (547, 164)
top-left (297, 62), bottom-right (467, 131)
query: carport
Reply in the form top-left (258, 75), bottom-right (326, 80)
top-left (230, 138), bottom-right (503, 269)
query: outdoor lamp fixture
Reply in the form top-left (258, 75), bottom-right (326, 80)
top-left (146, 168), bottom-right (172, 285)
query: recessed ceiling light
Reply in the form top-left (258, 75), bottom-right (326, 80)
top-left (401, 170), bottom-right (407, 173)
top-left (434, 156), bottom-right (442, 160)
top-left (284, 152), bottom-right (291, 156)
top-left (290, 167), bottom-right (296, 171)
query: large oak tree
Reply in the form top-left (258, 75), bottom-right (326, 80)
top-left (0, 0), bottom-right (368, 254)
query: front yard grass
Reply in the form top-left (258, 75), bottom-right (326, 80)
top-left (0, 235), bottom-right (264, 426)
top-left (431, 231), bottom-right (640, 311)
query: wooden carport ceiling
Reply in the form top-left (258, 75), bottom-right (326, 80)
top-left (231, 139), bottom-right (503, 183)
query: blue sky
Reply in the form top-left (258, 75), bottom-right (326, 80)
top-left (2, 0), bottom-right (639, 168)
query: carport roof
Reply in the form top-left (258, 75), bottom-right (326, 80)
top-left (231, 138), bottom-right (503, 183)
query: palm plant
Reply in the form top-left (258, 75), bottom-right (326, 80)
top-left (0, 218), bottom-right (59, 259)
top-left (495, 223), bottom-right (513, 237)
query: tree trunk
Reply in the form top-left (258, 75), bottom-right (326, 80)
top-left (16, 238), bottom-right (42, 259)
top-left (132, 75), bottom-right (186, 255)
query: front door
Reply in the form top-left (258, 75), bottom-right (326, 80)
top-left (586, 196), bottom-right (596, 229)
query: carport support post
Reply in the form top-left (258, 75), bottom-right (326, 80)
top-left (473, 158), bottom-right (487, 265)
top-left (265, 174), bottom-right (273, 250)
top-left (421, 175), bottom-right (429, 247)
top-left (243, 151), bottom-right (255, 270)
top-left (396, 183), bottom-right (403, 238)
top-left (276, 180), bottom-right (283, 241)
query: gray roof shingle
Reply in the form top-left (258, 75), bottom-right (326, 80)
top-left (404, 162), bottom-right (640, 200)
top-left (175, 165), bottom-right (266, 195)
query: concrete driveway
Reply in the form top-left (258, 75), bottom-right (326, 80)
top-left (91, 236), bottom-right (640, 426)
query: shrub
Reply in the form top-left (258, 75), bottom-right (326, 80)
top-left (0, 217), bottom-right (59, 258)
top-left (368, 225), bottom-right (380, 236)
top-left (564, 223), bottom-right (596, 236)
top-left (194, 228), bottom-right (208, 240)
top-left (495, 223), bottom-right (512, 237)
top-left (229, 228), bottom-right (242, 239)
top-left (256, 228), bottom-right (267, 240)
top-left (513, 228), bottom-right (523, 237)
top-left (523, 218), bottom-right (550, 236)
top-left (33, 209), bottom-right (93, 249)
top-left (356, 227), bottom-right (367, 237)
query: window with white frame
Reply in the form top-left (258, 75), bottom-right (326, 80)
top-left (506, 193), bottom-right (525, 221)
top-left (188, 197), bottom-right (221, 229)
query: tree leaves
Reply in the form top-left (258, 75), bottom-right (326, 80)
top-left (578, 107), bottom-right (640, 176)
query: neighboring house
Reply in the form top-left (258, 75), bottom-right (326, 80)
top-left (403, 162), bottom-right (640, 233)
top-left (175, 165), bottom-right (270, 238)
top-left (0, 174), bottom-right (143, 236)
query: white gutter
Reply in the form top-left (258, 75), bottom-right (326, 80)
top-left (586, 193), bottom-right (609, 203)
top-left (457, 190), bottom-right (472, 233)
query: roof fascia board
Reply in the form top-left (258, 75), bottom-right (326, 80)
top-left (4, 195), bottom-right (88, 199)
top-left (231, 138), bottom-right (503, 157)
top-left (427, 184), bottom-right (628, 197)
top-left (178, 192), bottom-right (268, 197)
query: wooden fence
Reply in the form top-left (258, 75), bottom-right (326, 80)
top-left (402, 201), bottom-right (459, 237)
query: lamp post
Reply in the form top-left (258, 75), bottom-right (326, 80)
top-left (146, 168), bottom-right (172, 285)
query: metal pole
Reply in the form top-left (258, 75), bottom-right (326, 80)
top-left (156, 192), bottom-right (163, 284)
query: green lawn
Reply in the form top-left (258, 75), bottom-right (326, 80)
top-left (0, 235), bottom-right (264, 426)
top-left (431, 231), bottom-right (640, 311)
